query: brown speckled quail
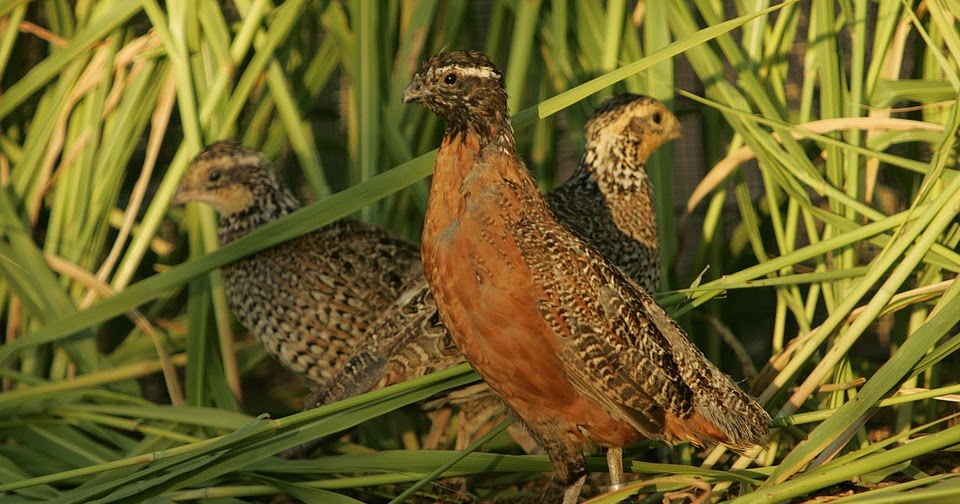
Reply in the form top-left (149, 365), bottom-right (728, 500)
top-left (173, 140), bottom-right (422, 385)
top-left (310, 93), bottom-right (682, 430)
top-left (403, 50), bottom-right (769, 503)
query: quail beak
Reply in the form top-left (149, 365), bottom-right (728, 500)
top-left (171, 182), bottom-right (193, 205)
top-left (401, 78), bottom-right (427, 104)
top-left (662, 115), bottom-right (682, 143)
top-left (667, 122), bottom-right (682, 142)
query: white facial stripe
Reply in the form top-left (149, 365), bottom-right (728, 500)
top-left (242, 152), bottom-right (264, 165)
top-left (434, 64), bottom-right (499, 80)
top-left (230, 151), bottom-right (267, 171)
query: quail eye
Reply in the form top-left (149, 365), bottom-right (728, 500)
top-left (208, 170), bottom-right (222, 182)
top-left (652, 112), bottom-right (663, 124)
top-left (443, 73), bottom-right (457, 85)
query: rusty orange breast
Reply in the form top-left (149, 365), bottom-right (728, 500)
top-left (422, 133), bottom-right (644, 450)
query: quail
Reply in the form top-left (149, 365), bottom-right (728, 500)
top-left (173, 140), bottom-right (422, 385)
top-left (402, 50), bottom-right (769, 503)
top-left (310, 93), bottom-right (682, 442)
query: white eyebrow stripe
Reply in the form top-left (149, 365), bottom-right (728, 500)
top-left (434, 65), bottom-right (499, 80)
top-left (238, 152), bottom-right (264, 166)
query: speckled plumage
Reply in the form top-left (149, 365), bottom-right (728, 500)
top-left (549, 93), bottom-right (681, 292)
top-left (309, 93), bottom-right (681, 417)
top-left (173, 140), bottom-right (422, 384)
top-left (404, 51), bottom-right (769, 502)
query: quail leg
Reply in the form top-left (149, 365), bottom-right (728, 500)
top-left (562, 474), bottom-right (587, 504)
top-left (607, 446), bottom-right (625, 491)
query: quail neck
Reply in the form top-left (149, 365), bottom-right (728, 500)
top-left (215, 172), bottom-right (301, 245)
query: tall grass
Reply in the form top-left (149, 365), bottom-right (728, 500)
top-left (1, 1), bottom-right (958, 502)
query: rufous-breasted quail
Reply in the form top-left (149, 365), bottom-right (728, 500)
top-left (403, 50), bottom-right (769, 503)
